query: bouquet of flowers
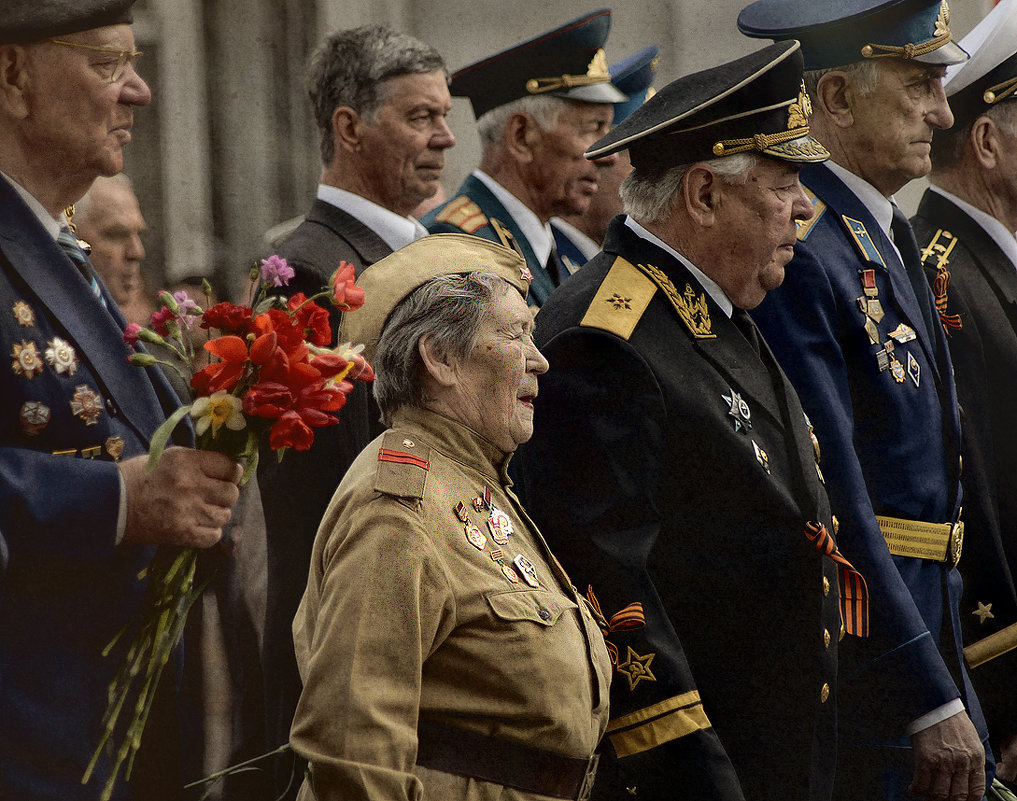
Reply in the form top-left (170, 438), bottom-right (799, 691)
top-left (83, 256), bottom-right (371, 800)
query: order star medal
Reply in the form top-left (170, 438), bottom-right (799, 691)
top-left (488, 504), bottom-right (514, 545)
top-left (465, 522), bottom-right (487, 551)
top-left (723, 388), bottom-right (752, 433)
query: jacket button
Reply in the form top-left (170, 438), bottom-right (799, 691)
top-left (820, 683), bottom-right (830, 703)
top-left (832, 516), bottom-right (839, 535)
top-left (824, 629), bottom-right (831, 648)
top-left (538, 608), bottom-right (551, 621)
top-left (839, 623), bottom-right (846, 641)
top-left (823, 576), bottom-right (830, 596)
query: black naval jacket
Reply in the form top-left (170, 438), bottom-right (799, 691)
top-left (516, 217), bottom-right (842, 800)
top-left (913, 188), bottom-right (1017, 745)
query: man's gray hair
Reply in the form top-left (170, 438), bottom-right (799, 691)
top-left (74, 173), bottom-right (135, 225)
top-left (803, 60), bottom-right (881, 102)
top-left (307, 24), bottom-right (447, 165)
top-left (620, 153), bottom-right (760, 224)
top-left (373, 271), bottom-right (510, 425)
top-left (476, 95), bottom-right (572, 147)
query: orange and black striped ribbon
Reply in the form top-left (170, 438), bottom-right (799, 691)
top-left (587, 586), bottom-right (646, 667)
top-left (806, 521), bottom-right (869, 638)
top-left (377, 449), bottom-right (430, 470)
top-left (932, 268), bottom-right (963, 334)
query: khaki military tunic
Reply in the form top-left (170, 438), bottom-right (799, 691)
top-left (291, 406), bottom-right (611, 801)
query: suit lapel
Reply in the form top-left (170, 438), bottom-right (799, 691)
top-left (0, 183), bottom-right (172, 443)
top-left (304, 200), bottom-right (393, 271)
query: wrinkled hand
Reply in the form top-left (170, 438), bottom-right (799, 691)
top-left (120, 447), bottom-right (242, 548)
top-left (908, 712), bottom-right (985, 801)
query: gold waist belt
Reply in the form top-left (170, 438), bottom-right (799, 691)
top-left (876, 515), bottom-right (964, 566)
top-left (965, 622), bottom-right (1017, 670)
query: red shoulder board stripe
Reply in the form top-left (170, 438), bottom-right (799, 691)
top-left (378, 448), bottom-right (430, 470)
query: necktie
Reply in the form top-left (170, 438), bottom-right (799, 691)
top-left (544, 242), bottom-right (562, 287)
top-left (890, 205), bottom-right (936, 340)
top-left (732, 307), bottom-right (762, 357)
top-left (57, 226), bottom-right (106, 307)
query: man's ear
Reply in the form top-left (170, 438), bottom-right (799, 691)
top-left (682, 164), bottom-right (721, 227)
top-left (814, 71), bottom-right (855, 130)
top-left (504, 113), bottom-right (540, 165)
top-left (969, 115), bottom-right (1001, 171)
top-left (0, 45), bottom-right (31, 119)
top-left (331, 106), bottom-right (364, 154)
top-left (418, 332), bottom-right (459, 388)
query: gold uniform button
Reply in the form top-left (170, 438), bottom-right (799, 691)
top-left (839, 623), bottom-right (846, 642)
top-left (821, 683), bottom-right (830, 703)
top-left (824, 629), bottom-right (831, 648)
top-left (832, 516), bottom-right (839, 535)
top-left (823, 576), bottom-right (830, 596)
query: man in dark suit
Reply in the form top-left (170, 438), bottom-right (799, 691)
top-left (0, 3), bottom-right (242, 799)
top-left (912, 0), bottom-right (1017, 784)
top-left (422, 10), bottom-right (625, 306)
top-left (738, 1), bottom-right (989, 798)
top-left (517, 40), bottom-right (849, 800)
top-left (256, 24), bottom-right (455, 798)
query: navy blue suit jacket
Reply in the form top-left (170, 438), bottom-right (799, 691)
top-left (752, 163), bottom-right (989, 758)
top-left (0, 176), bottom-right (184, 800)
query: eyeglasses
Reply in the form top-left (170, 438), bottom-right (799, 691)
top-left (46, 39), bottom-right (143, 83)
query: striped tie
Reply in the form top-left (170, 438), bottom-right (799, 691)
top-left (57, 226), bottom-right (106, 307)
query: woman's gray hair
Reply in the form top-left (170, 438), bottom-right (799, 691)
top-left (373, 271), bottom-right (511, 425)
top-left (476, 95), bottom-right (571, 147)
top-left (620, 152), bottom-right (760, 223)
top-left (306, 24), bottom-right (447, 165)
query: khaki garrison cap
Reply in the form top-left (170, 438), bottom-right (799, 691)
top-left (342, 234), bottom-right (532, 364)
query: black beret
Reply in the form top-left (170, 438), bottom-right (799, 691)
top-left (450, 9), bottom-right (626, 119)
top-left (737, 0), bottom-right (966, 71)
top-left (587, 40), bottom-right (828, 170)
top-left (0, 0), bottom-right (135, 46)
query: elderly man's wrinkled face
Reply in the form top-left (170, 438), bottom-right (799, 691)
top-left (448, 284), bottom-right (549, 452)
top-left (527, 101), bottom-right (615, 220)
top-left (21, 25), bottom-right (150, 188)
top-left (75, 180), bottom-right (147, 307)
top-left (849, 60), bottom-right (953, 196)
top-left (708, 157), bottom-right (814, 310)
top-left (356, 70), bottom-right (455, 216)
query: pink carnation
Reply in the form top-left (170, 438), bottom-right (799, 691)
top-left (260, 255), bottom-right (295, 288)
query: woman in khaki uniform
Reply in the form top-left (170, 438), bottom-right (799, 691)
top-left (290, 234), bottom-right (612, 801)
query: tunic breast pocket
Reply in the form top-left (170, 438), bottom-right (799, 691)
top-left (486, 589), bottom-right (577, 628)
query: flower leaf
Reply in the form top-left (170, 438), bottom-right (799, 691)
top-left (145, 405), bottom-right (193, 474)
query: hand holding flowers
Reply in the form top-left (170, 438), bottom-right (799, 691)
top-left (84, 257), bottom-right (370, 800)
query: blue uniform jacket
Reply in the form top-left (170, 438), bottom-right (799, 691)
top-left (752, 162), bottom-right (989, 755)
top-left (0, 176), bottom-right (185, 800)
top-left (421, 173), bottom-right (558, 306)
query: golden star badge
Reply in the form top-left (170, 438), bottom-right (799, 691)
top-left (973, 601), bottom-right (994, 624)
top-left (617, 645), bottom-right (657, 691)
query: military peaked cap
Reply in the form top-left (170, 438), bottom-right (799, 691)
top-left (0, 0), bottom-right (135, 45)
top-left (342, 234), bottom-right (531, 364)
top-left (942, 0), bottom-right (1017, 126)
top-left (586, 40), bottom-right (828, 171)
top-left (610, 46), bottom-right (660, 125)
top-left (450, 9), bottom-right (626, 119)
top-left (737, 0), bottom-right (967, 70)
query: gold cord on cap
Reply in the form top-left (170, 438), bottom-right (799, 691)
top-left (984, 75), bottom-right (1017, 105)
top-left (526, 49), bottom-right (611, 94)
top-left (860, 0), bottom-right (952, 61)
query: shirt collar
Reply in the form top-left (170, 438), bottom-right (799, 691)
top-left (317, 184), bottom-right (427, 251)
top-left (0, 171), bottom-right (62, 240)
top-left (551, 217), bottom-right (601, 262)
top-left (624, 216), bottom-right (735, 318)
top-left (825, 161), bottom-right (896, 237)
top-left (473, 170), bottom-right (553, 264)
top-left (929, 185), bottom-right (1017, 271)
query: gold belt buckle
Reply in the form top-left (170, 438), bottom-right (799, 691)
top-left (576, 753), bottom-right (600, 801)
top-left (949, 520), bottom-right (964, 567)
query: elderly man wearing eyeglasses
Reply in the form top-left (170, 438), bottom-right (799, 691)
top-left (0, 2), bottom-right (243, 800)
